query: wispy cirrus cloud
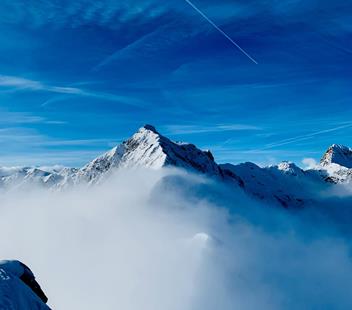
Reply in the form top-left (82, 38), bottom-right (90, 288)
top-left (38, 138), bottom-right (120, 147)
top-left (0, 75), bottom-right (85, 94)
top-left (1, 0), bottom-right (350, 32)
top-left (93, 25), bottom-right (170, 71)
top-left (0, 110), bottom-right (66, 125)
top-left (92, 18), bottom-right (198, 72)
top-left (0, 126), bottom-right (121, 148)
top-left (208, 144), bottom-right (320, 166)
top-left (261, 123), bottom-right (352, 150)
top-left (164, 124), bottom-right (261, 135)
top-left (0, 126), bottom-right (122, 166)
top-left (0, 150), bottom-right (104, 167)
top-left (0, 75), bottom-right (143, 107)
top-left (0, 0), bottom-right (183, 30)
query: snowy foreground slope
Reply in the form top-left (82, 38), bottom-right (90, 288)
top-left (0, 260), bottom-right (49, 309)
top-left (1, 125), bottom-right (352, 207)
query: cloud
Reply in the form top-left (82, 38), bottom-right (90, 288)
top-left (0, 75), bottom-right (81, 94)
top-left (92, 26), bottom-right (164, 71)
top-left (302, 157), bottom-right (318, 169)
top-left (207, 145), bottom-right (315, 166)
top-left (0, 150), bottom-right (106, 167)
top-left (0, 126), bottom-right (121, 167)
top-left (0, 0), bottom-right (177, 29)
top-left (1, 168), bottom-right (352, 309)
top-left (0, 110), bottom-right (66, 125)
top-left (39, 138), bottom-right (119, 147)
top-left (0, 0), bottom-right (349, 36)
top-left (0, 75), bottom-right (143, 107)
top-left (92, 17), bottom-right (198, 73)
top-left (0, 75), bottom-right (84, 94)
top-left (260, 123), bottom-right (352, 150)
top-left (164, 124), bottom-right (261, 135)
top-left (41, 92), bottom-right (144, 107)
top-left (0, 127), bottom-right (46, 144)
top-left (0, 75), bottom-right (42, 89)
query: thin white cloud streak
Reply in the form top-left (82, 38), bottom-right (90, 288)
top-left (0, 75), bottom-right (143, 107)
top-left (183, 0), bottom-right (258, 64)
top-left (39, 139), bottom-right (120, 147)
top-left (261, 123), bottom-right (352, 150)
top-left (218, 123), bottom-right (352, 166)
top-left (0, 128), bottom-right (46, 145)
top-left (0, 127), bottom-right (120, 166)
top-left (93, 20), bottom-right (195, 71)
top-left (206, 143), bottom-right (321, 166)
top-left (0, 150), bottom-right (105, 167)
top-left (165, 124), bottom-right (261, 135)
top-left (41, 91), bottom-right (144, 107)
top-left (0, 111), bottom-right (66, 125)
top-left (0, 1), bottom-right (168, 28)
top-left (92, 27), bottom-right (163, 71)
top-left (0, 75), bottom-right (81, 94)
top-left (1, 0), bottom-right (349, 36)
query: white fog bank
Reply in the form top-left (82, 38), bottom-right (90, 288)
top-left (1, 168), bottom-right (352, 309)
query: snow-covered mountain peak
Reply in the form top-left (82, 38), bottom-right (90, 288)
top-left (131, 124), bottom-right (162, 143)
top-left (72, 125), bottom-right (224, 184)
top-left (121, 125), bottom-right (222, 175)
top-left (321, 144), bottom-right (352, 168)
top-left (131, 125), bottom-right (160, 141)
top-left (277, 161), bottom-right (304, 176)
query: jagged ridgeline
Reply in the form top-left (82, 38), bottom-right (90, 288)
top-left (0, 125), bottom-right (351, 208)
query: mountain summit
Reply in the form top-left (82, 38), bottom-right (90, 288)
top-left (75, 125), bottom-right (223, 184)
top-left (320, 144), bottom-right (352, 168)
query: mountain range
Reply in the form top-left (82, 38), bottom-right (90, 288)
top-left (1, 125), bottom-right (352, 208)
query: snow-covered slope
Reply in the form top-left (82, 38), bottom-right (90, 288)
top-left (0, 125), bottom-right (352, 208)
top-left (220, 161), bottom-right (328, 208)
top-left (73, 125), bottom-right (224, 184)
top-left (315, 144), bottom-right (352, 184)
top-left (321, 144), bottom-right (352, 168)
top-left (0, 260), bottom-right (50, 309)
top-left (218, 144), bottom-right (352, 207)
top-left (0, 166), bottom-right (77, 190)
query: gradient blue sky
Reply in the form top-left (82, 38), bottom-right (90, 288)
top-left (0, 0), bottom-right (351, 167)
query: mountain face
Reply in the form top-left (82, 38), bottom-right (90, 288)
top-left (320, 144), bottom-right (352, 168)
top-left (0, 125), bottom-right (351, 208)
top-left (74, 125), bottom-right (224, 184)
top-left (0, 166), bottom-right (77, 190)
top-left (220, 161), bottom-right (330, 208)
top-left (0, 260), bottom-right (50, 309)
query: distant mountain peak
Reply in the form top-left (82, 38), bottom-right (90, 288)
top-left (320, 144), bottom-right (352, 168)
top-left (277, 161), bottom-right (304, 176)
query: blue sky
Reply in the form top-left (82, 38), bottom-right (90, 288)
top-left (0, 0), bottom-right (351, 167)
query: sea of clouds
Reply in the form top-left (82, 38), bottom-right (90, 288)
top-left (0, 167), bottom-right (352, 309)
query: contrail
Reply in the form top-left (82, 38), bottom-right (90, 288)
top-left (183, 0), bottom-right (258, 64)
top-left (261, 123), bottom-right (352, 150)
